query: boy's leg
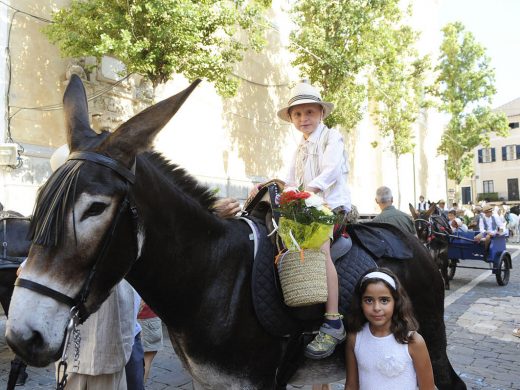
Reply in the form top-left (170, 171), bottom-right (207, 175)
top-left (305, 241), bottom-right (346, 360)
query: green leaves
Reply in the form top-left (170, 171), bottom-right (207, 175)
top-left (290, 0), bottom-right (403, 131)
top-left (434, 22), bottom-right (509, 183)
top-left (44, 0), bottom-right (270, 93)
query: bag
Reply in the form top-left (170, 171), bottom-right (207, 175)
top-left (276, 249), bottom-right (328, 307)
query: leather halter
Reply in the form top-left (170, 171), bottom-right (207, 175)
top-left (15, 151), bottom-right (138, 323)
top-left (414, 217), bottom-right (433, 243)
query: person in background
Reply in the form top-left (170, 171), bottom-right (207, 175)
top-left (372, 186), bottom-right (416, 236)
top-left (345, 268), bottom-right (434, 390)
top-left (137, 300), bottom-right (163, 383)
top-left (436, 199), bottom-right (449, 217)
top-left (450, 217), bottom-right (468, 233)
top-left (474, 204), bottom-right (505, 253)
top-left (417, 195), bottom-right (428, 212)
top-left (125, 291), bottom-right (145, 390)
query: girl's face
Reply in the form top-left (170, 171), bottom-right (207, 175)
top-left (289, 103), bottom-right (323, 138)
top-left (361, 281), bottom-right (395, 333)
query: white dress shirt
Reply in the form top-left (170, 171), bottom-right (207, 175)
top-left (478, 214), bottom-right (504, 235)
top-left (285, 124), bottom-right (351, 211)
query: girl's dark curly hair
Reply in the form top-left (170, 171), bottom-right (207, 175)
top-left (347, 267), bottom-right (418, 344)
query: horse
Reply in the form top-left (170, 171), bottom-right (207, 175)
top-left (409, 202), bottom-right (452, 291)
top-left (6, 75), bottom-right (465, 389)
top-left (505, 211), bottom-right (519, 243)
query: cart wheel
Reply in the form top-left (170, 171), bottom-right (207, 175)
top-left (448, 259), bottom-right (457, 280)
top-left (496, 252), bottom-right (511, 286)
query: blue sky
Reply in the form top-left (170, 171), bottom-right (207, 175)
top-left (438, 0), bottom-right (520, 107)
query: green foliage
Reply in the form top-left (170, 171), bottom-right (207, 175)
top-left (369, 24), bottom-right (429, 158)
top-left (477, 192), bottom-right (499, 202)
top-left (43, 0), bottom-right (270, 95)
top-left (434, 22), bottom-right (509, 183)
top-left (290, 0), bottom-right (402, 131)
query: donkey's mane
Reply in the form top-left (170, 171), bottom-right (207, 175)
top-left (140, 151), bottom-right (218, 211)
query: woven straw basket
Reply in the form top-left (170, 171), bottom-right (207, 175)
top-left (277, 249), bottom-right (328, 307)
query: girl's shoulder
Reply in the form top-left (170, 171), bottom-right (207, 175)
top-left (407, 331), bottom-right (427, 354)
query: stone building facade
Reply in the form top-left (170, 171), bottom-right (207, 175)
top-left (0, 0), bottom-right (448, 216)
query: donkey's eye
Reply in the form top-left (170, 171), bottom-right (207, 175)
top-left (82, 202), bottom-right (108, 219)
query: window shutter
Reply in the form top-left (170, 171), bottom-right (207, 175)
top-left (491, 148), bottom-right (496, 162)
top-left (478, 149), bottom-right (483, 163)
top-left (502, 146), bottom-right (507, 160)
top-left (516, 145), bottom-right (520, 159)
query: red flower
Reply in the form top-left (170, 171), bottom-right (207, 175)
top-left (280, 190), bottom-right (311, 205)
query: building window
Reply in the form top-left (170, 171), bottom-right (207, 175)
top-left (509, 122), bottom-right (519, 129)
top-left (478, 147), bottom-right (495, 163)
top-left (483, 180), bottom-right (494, 193)
top-left (502, 145), bottom-right (519, 160)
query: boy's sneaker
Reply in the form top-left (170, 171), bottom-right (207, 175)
top-left (304, 322), bottom-right (346, 359)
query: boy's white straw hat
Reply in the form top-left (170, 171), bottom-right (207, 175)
top-left (277, 82), bottom-right (334, 122)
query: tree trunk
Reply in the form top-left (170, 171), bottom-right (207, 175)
top-left (395, 155), bottom-right (401, 209)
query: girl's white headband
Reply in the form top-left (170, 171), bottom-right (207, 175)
top-left (362, 271), bottom-right (396, 290)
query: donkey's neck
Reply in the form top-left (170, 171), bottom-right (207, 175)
top-left (125, 154), bottom-right (248, 327)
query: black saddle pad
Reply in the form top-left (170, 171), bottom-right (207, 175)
top-left (0, 257), bottom-right (24, 270)
top-left (249, 218), bottom-right (378, 337)
top-left (346, 222), bottom-right (414, 260)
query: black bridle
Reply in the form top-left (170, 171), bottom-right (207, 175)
top-left (414, 214), bottom-right (450, 246)
top-left (14, 151), bottom-right (138, 323)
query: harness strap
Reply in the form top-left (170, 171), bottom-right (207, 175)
top-left (15, 278), bottom-right (76, 307)
top-left (68, 151), bottom-right (135, 184)
top-left (238, 217), bottom-right (259, 259)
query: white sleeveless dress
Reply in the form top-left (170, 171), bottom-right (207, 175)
top-left (354, 323), bottom-right (417, 390)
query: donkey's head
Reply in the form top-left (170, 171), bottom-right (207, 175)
top-left (6, 74), bottom-right (200, 366)
top-left (410, 202), bottom-right (437, 244)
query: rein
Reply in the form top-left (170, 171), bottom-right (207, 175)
top-left (13, 151), bottom-right (139, 389)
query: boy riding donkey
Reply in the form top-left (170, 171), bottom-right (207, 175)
top-left (277, 81), bottom-right (352, 359)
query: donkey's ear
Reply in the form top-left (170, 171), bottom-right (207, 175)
top-left (409, 203), bottom-right (418, 219)
top-left (99, 79), bottom-right (201, 166)
top-left (425, 203), bottom-right (437, 218)
top-left (63, 74), bottom-right (99, 151)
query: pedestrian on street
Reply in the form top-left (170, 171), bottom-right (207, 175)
top-left (372, 186), bottom-right (416, 236)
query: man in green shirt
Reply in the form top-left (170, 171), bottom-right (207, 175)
top-left (372, 186), bottom-right (416, 236)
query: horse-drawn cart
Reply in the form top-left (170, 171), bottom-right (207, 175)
top-left (447, 231), bottom-right (512, 285)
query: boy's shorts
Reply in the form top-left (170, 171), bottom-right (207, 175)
top-left (138, 317), bottom-right (163, 352)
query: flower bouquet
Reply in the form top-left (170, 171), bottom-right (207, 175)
top-left (277, 188), bottom-right (337, 252)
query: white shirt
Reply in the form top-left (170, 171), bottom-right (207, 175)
top-left (354, 323), bottom-right (417, 390)
top-left (478, 214), bottom-right (504, 235)
top-left (285, 124), bottom-right (351, 211)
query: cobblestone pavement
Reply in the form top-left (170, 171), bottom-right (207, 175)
top-left (0, 244), bottom-right (519, 389)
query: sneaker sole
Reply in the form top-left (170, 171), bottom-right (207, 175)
top-left (304, 334), bottom-right (347, 360)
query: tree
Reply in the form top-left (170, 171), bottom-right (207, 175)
top-left (434, 22), bottom-right (509, 184)
top-left (368, 24), bottom-right (429, 207)
top-left (290, 0), bottom-right (402, 131)
top-left (43, 0), bottom-right (271, 96)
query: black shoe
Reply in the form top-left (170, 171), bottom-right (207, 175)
top-left (16, 371), bottom-right (28, 386)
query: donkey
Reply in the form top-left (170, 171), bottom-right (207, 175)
top-left (409, 203), bottom-right (451, 290)
top-left (6, 75), bottom-right (465, 389)
top-left (505, 211), bottom-right (520, 243)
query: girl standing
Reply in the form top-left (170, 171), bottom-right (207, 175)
top-left (345, 269), bottom-right (434, 390)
